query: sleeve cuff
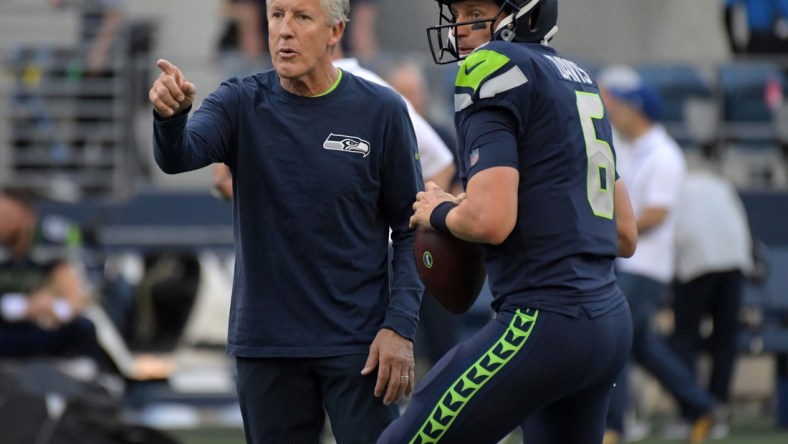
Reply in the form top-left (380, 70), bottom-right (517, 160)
top-left (381, 310), bottom-right (418, 342)
top-left (152, 105), bottom-right (192, 123)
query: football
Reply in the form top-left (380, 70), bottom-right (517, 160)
top-left (413, 225), bottom-right (486, 315)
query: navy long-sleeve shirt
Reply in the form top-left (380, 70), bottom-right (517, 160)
top-left (153, 69), bottom-right (424, 357)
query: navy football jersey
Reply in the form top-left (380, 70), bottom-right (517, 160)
top-left (454, 41), bottom-right (623, 317)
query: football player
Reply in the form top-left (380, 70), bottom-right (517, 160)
top-left (380, 1), bottom-right (639, 442)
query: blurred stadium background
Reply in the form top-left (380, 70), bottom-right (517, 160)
top-left (1, 0), bottom-right (788, 442)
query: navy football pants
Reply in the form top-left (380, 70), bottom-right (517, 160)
top-left (378, 305), bottom-right (632, 444)
top-left (236, 354), bottom-right (399, 444)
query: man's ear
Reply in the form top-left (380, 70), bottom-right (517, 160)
top-left (328, 21), bottom-right (345, 47)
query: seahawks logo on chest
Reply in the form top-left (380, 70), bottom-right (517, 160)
top-left (322, 133), bottom-right (371, 157)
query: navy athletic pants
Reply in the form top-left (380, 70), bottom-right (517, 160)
top-left (670, 269), bottom-right (744, 404)
top-left (378, 305), bottom-right (632, 444)
top-left (236, 354), bottom-right (399, 444)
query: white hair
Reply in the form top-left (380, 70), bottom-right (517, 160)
top-left (266, 0), bottom-right (349, 26)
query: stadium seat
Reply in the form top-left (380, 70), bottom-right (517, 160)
top-left (635, 63), bottom-right (714, 148)
top-left (717, 61), bottom-right (787, 145)
top-left (739, 247), bottom-right (788, 354)
top-left (739, 191), bottom-right (788, 354)
top-left (715, 62), bottom-right (788, 187)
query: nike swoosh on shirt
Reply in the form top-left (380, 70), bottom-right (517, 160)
top-left (464, 59), bottom-right (486, 75)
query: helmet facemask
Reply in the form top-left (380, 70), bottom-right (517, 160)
top-left (426, 2), bottom-right (504, 65)
top-left (425, 0), bottom-right (558, 65)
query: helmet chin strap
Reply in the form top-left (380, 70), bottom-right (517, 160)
top-left (495, 15), bottom-right (515, 41)
top-left (498, 28), bottom-right (515, 42)
top-left (541, 25), bottom-right (558, 44)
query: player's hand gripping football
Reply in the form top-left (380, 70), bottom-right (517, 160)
top-left (149, 59), bottom-right (197, 118)
top-left (361, 328), bottom-right (415, 405)
top-left (409, 181), bottom-right (465, 229)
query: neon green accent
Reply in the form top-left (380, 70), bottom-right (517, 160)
top-left (415, 152), bottom-right (420, 161)
top-left (422, 251), bottom-right (433, 269)
top-left (313, 69), bottom-right (343, 97)
top-left (455, 50), bottom-right (510, 93)
top-left (576, 91), bottom-right (615, 220)
top-left (410, 309), bottom-right (538, 443)
top-left (65, 226), bottom-right (82, 247)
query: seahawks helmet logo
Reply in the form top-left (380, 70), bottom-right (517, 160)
top-left (322, 133), bottom-right (371, 157)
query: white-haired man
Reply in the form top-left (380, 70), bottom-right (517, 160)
top-left (148, 0), bottom-right (424, 441)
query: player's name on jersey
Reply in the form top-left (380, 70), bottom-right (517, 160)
top-left (543, 54), bottom-right (592, 85)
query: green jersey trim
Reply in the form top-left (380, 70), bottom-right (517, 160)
top-left (454, 50), bottom-right (528, 112)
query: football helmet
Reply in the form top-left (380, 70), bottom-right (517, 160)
top-left (426, 0), bottom-right (559, 64)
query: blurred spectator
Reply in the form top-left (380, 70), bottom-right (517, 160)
top-left (215, 0), bottom-right (269, 77)
top-left (50, 0), bottom-right (124, 76)
top-left (598, 66), bottom-right (717, 444)
top-left (46, 0), bottom-right (155, 188)
top-left (724, 0), bottom-right (788, 55)
top-left (383, 57), bottom-right (462, 195)
top-left (669, 166), bottom-right (755, 438)
top-left (58, 0), bottom-right (156, 106)
top-left (344, 0), bottom-right (380, 59)
top-left (212, 163), bottom-right (234, 201)
top-left (0, 187), bottom-right (107, 370)
top-left (0, 188), bottom-right (175, 383)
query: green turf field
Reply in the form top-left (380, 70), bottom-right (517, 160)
top-left (635, 416), bottom-right (788, 444)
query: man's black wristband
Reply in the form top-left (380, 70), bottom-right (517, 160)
top-left (430, 201), bottom-right (458, 236)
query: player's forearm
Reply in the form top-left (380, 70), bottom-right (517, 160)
top-left (446, 167), bottom-right (518, 245)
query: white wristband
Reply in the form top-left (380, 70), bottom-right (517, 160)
top-left (1, 293), bottom-right (29, 322)
top-left (53, 298), bottom-right (74, 322)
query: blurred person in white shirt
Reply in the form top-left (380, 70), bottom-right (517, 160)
top-left (599, 65), bottom-right (717, 444)
top-left (669, 166), bottom-right (754, 438)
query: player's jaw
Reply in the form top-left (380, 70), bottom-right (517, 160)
top-left (456, 31), bottom-right (491, 56)
top-left (458, 44), bottom-right (476, 57)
